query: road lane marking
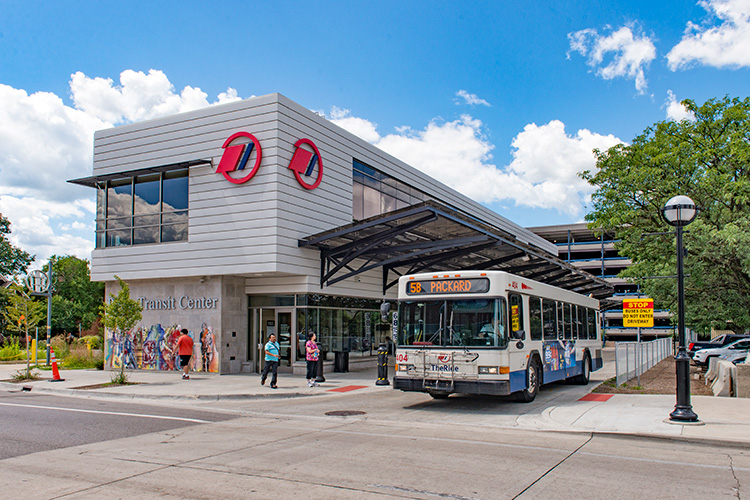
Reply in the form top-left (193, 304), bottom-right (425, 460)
top-left (0, 402), bottom-right (212, 424)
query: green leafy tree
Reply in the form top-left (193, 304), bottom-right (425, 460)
top-left (0, 213), bottom-right (33, 277)
top-left (2, 284), bottom-right (46, 340)
top-left (582, 96), bottom-right (750, 336)
top-left (100, 276), bottom-right (142, 382)
top-left (43, 255), bottom-right (105, 334)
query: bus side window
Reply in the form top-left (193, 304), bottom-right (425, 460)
top-left (509, 293), bottom-right (524, 340)
top-left (529, 297), bottom-right (542, 341)
top-left (543, 299), bottom-right (556, 340)
top-left (588, 308), bottom-right (598, 340)
top-left (557, 302), bottom-right (565, 340)
top-left (564, 303), bottom-right (572, 340)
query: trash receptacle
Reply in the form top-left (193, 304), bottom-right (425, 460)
top-left (334, 351), bottom-right (349, 372)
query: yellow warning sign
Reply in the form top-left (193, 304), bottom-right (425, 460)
top-left (623, 299), bottom-right (654, 327)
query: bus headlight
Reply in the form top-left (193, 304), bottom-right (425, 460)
top-left (478, 366), bottom-right (500, 374)
top-left (398, 364), bottom-right (415, 372)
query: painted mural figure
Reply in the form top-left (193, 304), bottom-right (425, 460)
top-left (106, 322), bottom-right (218, 373)
top-left (201, 323), bottom-right (218, 372)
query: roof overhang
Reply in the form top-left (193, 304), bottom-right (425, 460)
top-left (299, 200), bottom-right (613, 299)
top-left (68, 159), bottom-right (212, 188)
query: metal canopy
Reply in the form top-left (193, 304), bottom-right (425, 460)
top-left (68, 159), bottom-right (212, 188)
top-left (299, 200), bottom-right (612, 299)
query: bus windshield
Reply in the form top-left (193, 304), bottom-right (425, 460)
top-left (397, 298), bottom-right (507, 348)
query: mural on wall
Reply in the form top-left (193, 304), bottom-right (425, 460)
top-left (106, 323), bottom-right (219, 373)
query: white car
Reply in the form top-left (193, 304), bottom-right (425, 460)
top-left (693, 338), bottom-right (750, 366)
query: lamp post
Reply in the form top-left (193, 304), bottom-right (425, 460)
top-left (661, 195), bottom-right (699, 423)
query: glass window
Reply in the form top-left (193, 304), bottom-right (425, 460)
top-left (97, 169), bottom-right (189, 248)
top-left (563, 303), bottom-right (572, 340)
top-left (509, 294), bottom-right (524, 338)
top-left (588, 308), bottom-right (598, 340)
top-left (352, 159), bottom-right (431, 221)
top-left (543, 299), bottom-right (556, 340)
top-left (397, 298), bottom-right (507, 348)
top-left (529, 297), bottom-right (542, 341)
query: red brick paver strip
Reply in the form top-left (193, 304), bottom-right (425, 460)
top-left (579, 393), bottom-right (613, 402)
top-left (327, 385), bottom-right (368, 393)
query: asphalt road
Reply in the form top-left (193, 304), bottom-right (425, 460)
top-left (1, 388), bottom-right (747, 499)
top-left (0, 391), bottom-right (233, 460)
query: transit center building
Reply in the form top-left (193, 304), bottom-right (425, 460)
top-left (71, 93), bottom-right (610, 375)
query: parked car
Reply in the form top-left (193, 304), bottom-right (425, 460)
top-left (693, 338), bottom-right (750, 367)
top-left (719, 351), bottom-right (748, 365)
top-left (688, 333), bottom-right (750, 358)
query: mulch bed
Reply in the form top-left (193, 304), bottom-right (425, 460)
top-left (594, 356), bottom-right (714, 396)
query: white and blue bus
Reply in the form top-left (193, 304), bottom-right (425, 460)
top-left (393, 270), bottom-right (603, 402)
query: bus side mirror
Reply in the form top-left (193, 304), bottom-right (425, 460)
top-left (511, 330), bottom-right (525, 340)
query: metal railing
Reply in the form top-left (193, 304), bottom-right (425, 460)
top-left (615, 338), bottom-right (674, 386)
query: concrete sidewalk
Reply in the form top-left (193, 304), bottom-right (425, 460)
top-left (1, 361), bottom-right (748, 446)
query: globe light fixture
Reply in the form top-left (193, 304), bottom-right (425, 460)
top-left (662, 195), bottom-right (699, 423)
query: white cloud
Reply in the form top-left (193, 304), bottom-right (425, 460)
top-left (70, 69), bottom-right (242, 124)
top-left (667, 0), bottom-right (750, 69)
top-left (0, 70), bottom-right (242, 265)
top-left (328, 109), bottom-right (623, 219)
top-left (665, 90), bottom-right (695, 121)
top-left (568, 25), bottom-right (657, 94)
top-left (329, 107), bottom-right (381, 143)
top-left (455, 90), bottom-right (491, 107)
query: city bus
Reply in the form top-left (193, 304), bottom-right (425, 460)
top-left (393, 270), bottom-right (603, 402)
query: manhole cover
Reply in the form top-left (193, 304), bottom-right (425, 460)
top-left (325, 410), bottom-right (367, 416)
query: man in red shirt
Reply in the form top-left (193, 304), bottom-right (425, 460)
top-left (176, 329), bottom-right (194, 380)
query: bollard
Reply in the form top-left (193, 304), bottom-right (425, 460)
top-left (376, 343), bottom-right (390, 386)
top-left (315, 356), bottom-right (326, 383)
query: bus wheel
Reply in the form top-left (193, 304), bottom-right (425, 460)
top-left (516, 360), bottom-right (540, 403)
top-left (574, 354), bottom-right (591, 385)
top-left (428, 391), bottom-right (450, 399)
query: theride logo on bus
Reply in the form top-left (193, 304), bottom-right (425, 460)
top-left (216, 132), bottom-right (263, 184)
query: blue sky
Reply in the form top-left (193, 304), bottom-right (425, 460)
top-left (1, 0), bottom-right (749, 266)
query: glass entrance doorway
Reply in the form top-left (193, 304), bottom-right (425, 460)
top-left (253, 307), bottom-right (295, 373)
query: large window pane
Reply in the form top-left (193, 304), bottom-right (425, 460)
top-left (161, 223), bottom-right (187, 243)
top-left (163, 170), bottom-right (188, 211)
top-left (542, 299), bottom-right (556, 340)
top-left (134, 174), bottom-right (160, 215)
top-left (107, 179), bottom-right (132, 218)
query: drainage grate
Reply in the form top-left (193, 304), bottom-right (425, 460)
top-left (325, 410), bottom-right (367, 416)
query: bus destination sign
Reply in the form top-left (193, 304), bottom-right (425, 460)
top-left (406, 278), bottom-right (490, 296)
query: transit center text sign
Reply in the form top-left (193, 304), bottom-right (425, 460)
top-left (623, 299), bottom-right (654, 327)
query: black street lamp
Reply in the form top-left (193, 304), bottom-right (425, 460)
top-left (661, 195), bottom-right (699, 423)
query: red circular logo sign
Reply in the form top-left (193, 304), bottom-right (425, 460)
top-left (215, 132), bottom-right (263, 184)
top-left (287, 138), bottom-right (323, 190)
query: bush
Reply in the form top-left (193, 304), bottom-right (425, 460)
top-left (50, 335), bottom-right (70, 359)
top-left (0, 339), bottom-right (25, 361)
top-left (78, 335), bottom-right (102, 350)
top-left (60, 344), bottom-right (102, 369)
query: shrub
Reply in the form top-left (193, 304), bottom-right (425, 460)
top-left (61, 344), bottom-right (102, 369)
top-left (0, 339), bottom-right (25, 361)
top-left (50, 335), bottom-right (70, 359)
top-left (78, 335), bottom-right (102, 350)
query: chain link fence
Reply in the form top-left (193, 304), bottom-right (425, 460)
top-left (615, 338), bottom-right (674, 386)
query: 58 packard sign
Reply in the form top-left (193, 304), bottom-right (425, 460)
top-left (216, 131), bottom-right (323, 189)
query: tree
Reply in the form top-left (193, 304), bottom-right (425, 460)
top-left (43, 255), bottom-right (105, 334)
top-left (0, 213), bottom-right (33, 277)
top-left (2, 283), bottom-right (46, 341)
top-left (582, 96), bottom-right (750, 336)
top-left (100, 276), bottom-right (142, 382)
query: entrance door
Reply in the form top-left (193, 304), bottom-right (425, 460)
top-left (276, 310), bottom-right (294, 368)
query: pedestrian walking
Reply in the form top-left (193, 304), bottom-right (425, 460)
top-left (260, 333), bottom-right (280, 388)
top-left (305, 331), bottom-right (320, 387)
top-left (176, 328), bottom-right (194, 380)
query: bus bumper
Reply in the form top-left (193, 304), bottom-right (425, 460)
top-left (393, 377), bottom-right (511, 396)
